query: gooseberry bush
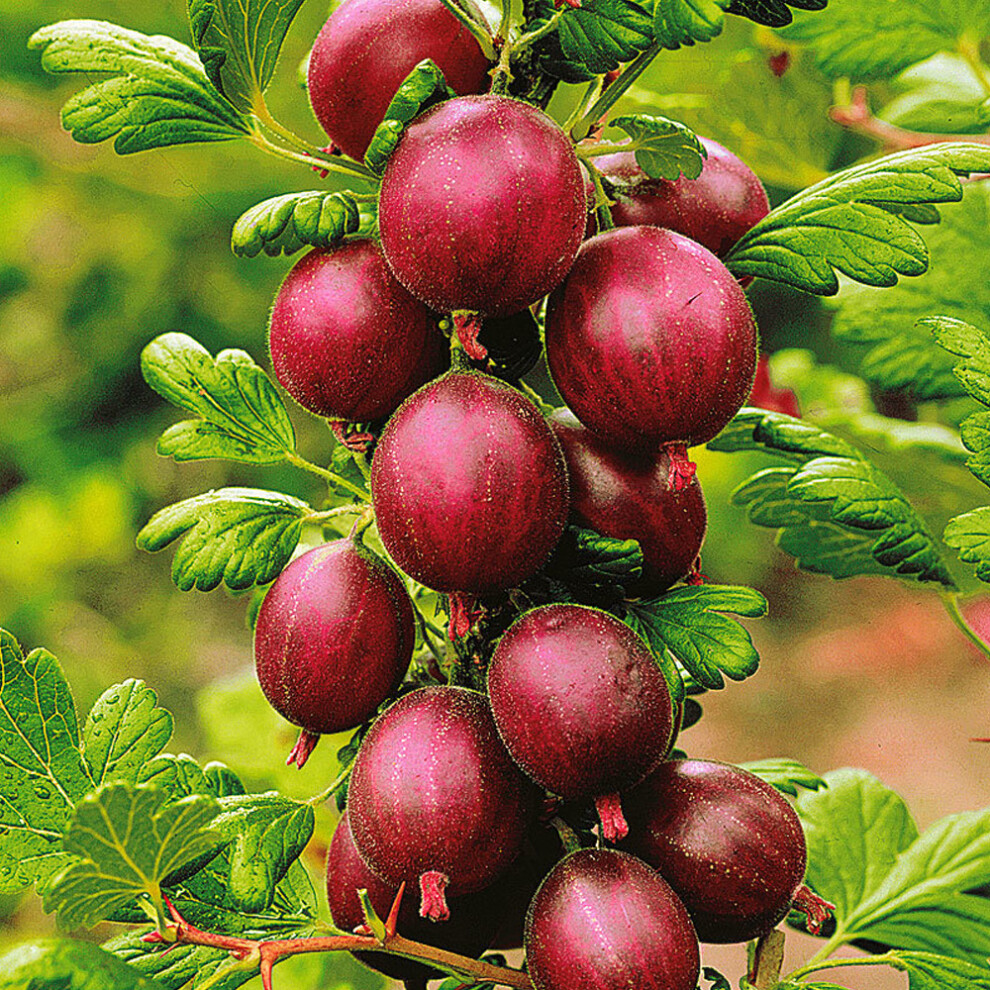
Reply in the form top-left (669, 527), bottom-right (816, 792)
top-left (7, 2), bottom-right (990, 990)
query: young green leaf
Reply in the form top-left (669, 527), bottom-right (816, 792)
top-left (83, 680), bottom-right (174, 788)
top-left (231, 191), bottom-right (362, 258)
top-left (43, 783), bottom-right (223, 929)
top-left (188, 0), bottom-right (305, 113)
top-left (653, 0), bottom-right (725, 50)
top-left (890, 950), bottom-right (990, 990)
top-left (0, 629), bottom-right (92, 894)
top-left (546, 526), bottom-right (644, 587)
top-left (136, 487), bottom-right (311, 592)
top-left (723, 144), bottom-right (990, 295)
top-left (739, 757), bottom-right (827, 796)
top-left (555, 0), bottom-right (655, 74)
top-left (603, 114), bottom-right (706, 180)
top-left (364, 59), bottom-right (456, 174)
top-left (724, 0), bottom-right (827, 28)
top-left (778, 0), bottom-right (990, 83)
top-left (28, 20), bottom-right (251, 153)
top-left (829, 184), bottom-right (990, 400)
top-left (797, 769), bottom-right (990, 964)
top-left (0, 938), bottom-right (159, 990)
top-left (141, 333), bottom-right (296, 465)
top-left (625, 584), bottom-right (767, 692)
top-left (944, 508), bottom-right (990, 581)
top-left (711, 409), bottom-right (957, 586)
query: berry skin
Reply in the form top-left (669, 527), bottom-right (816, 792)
top-left (268, 240), bottom-right (446, 424)
top-left (307, 0), bottom-right (492, 162)
top-left (525, 848), bottom-right (700, 990)
top-left (621, 759), bottom-right (808, 943)
top-left (545, 225), bottom-right (758, 452)
top-left (550, 408), bottom-right (707, 595)
top-left (254, 540), bottom-right (414, 743)
top-left (378, 95), bottom-right (586, 316)
top-left (596, 137), bottom-right (770, 257)
top-left (347, 686), bottom-right (538, 921)
top-left (371, 371), bottom-right (569, 594)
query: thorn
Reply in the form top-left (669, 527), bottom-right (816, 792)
top-left (553, 0), bottom-right (582, 7)
top-left (385, 881), bottom-right (406, 938)
top-left (162, 893), bottom-right (184, 925)
top-left (260, 954), bottom-right (275, 990)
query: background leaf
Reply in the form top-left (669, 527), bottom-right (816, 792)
top-left (188, 0), bottom-right (306, 112)
top-left (0, 939), bottom-right (159, 990)
top-left (724, 144), bottom-right (990, 295)
top-left (545, 526), bottom-right (644, 588)
top-left (231, 191), bottom-right (361, 258)
top-left (739, 757), bottom-right (827, 796)
top-left (141, 333), bottom-right (296, 465)
top-left (725, 0), bottom-right (827, 28)
top-left (653, 0), bottom-right (725, 50)
top-left (135, 487), bottom-right (311, 592)
top-left (28, 20), bottom-right (250, 153)
top-left (606, 113), bottom-right (706, 179)
top-left (891, 950), bottom-right (990, 990)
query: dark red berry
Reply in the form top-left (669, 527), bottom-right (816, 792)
top-left (268, 240), bottom-right (446, 423)
top-left (378, 95), bottom-right (586, 316)
top-left (254, 540), bottom-right (414, 761)
top-left (347, 686), bottom-right (537, 921)
top-left (621, 759), bottom-right (808, 943)
top-left (550, 408), bottom-right (707, 595)
top-left (326, 811), bottom-right (505, 981)
top-left (595, 137), bottom-right (770, 258)
top-left (371, 371), bottom-right (569, 594)
top-left (545, 226), bottom-right (758, 452)
top-left (487, 604), bottom-right (673, 841)
top-left (525, 848), bottom-right (700, 990)
top-left (307, 0), bottom-right (492, 162)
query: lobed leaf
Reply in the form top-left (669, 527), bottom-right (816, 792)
top-left (724, 144), bottom-right (990, 296)
top-left (724, 0), bottom-right (827, 27)
top-left (43, 783), bottom-right (223, 929)
top-left (28, 20), bottom-right (250, 153)
top-left (188, 0), bottom-right (306, 112)
top-left (778, 0), bottom-right (990, 83)
top-left (625, 584), bottom-right (767, 693)
top-left (136, 487), bottom-right (311, 592)
top-left (653, 0), bottom-right (725, 50)
top-left (555, 0), bottom-right (655, 75)
top-left (142, 333), bottom-right (296, 465)
top-left (739, 757), bottom-right (827, 796)
top-left (0, 939), bottom-right (158, 990)
top-left (231, 191), bottom-right (361, 258)
top-left (607, 114), bottom-right (706, 180)
top-left (364, 59), bottom-right (456, 174)
top-left (890, 952), bottom-right (990, 990)
top-left (546, 526), bottom-right (644, 587)
top-left (944, 508), bottom-right (990, 582)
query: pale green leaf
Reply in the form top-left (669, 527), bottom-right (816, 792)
top-left (136, 487), bottom-right (311, 592)
top-left (0, 939), bottom-right (159, 990)
top-left (944, 508), bottom-right (990, 581)
top-left (653, 0), bottom-right (725, 50)
top-left (141, 333), bottom-right (295, 465)
top-left (739, 757), bottom-right (827, 796)
top-left (606, 114), bottom-right (706, 180)
top-left (28, 20), bottom-right (250, 153)
top-left (891, 951), bottom-right (990, 990)
top-left (231, 191), bottom-right (361, 258)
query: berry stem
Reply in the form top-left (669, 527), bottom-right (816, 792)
top-left (786, 951), bottom-right (900, 984)
top-left (571, 43), bottom-right (661, 142)
top-left (284, 451), bottom-right (371, 502)
top-left (747, 929), bottom-right (786, 990)
top-left (247, 125), bottom-right (379, 182)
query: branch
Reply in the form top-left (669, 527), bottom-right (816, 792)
top-left (829, 86), bottom-right (990, 154)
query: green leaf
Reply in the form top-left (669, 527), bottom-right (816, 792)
top-left (364, 59), bottom-right (456, 175)
top-left (83, 681), bottom-right (173, 788)
top-left (890, 951), bottom-right (990, 990)
top-left (606, 114), bottom-right (706, 180)
top-left (797, 769), bottom-right (990, 963)
top-left (829, 183), bottom-right (990, 400)
top-left (0, 939), bottom-right (159, 990)
top-left (625, 584), bottom-right (767, 693)
top-left (28, 20), bottom-right (250, 153)
top-left (944, 508), bottom-right (990, 581)
top-left (0, 629), bottom-right (92, 894)
top-left (712, 409), bottom-right (956, 586)
top-left (136, 487), bottom-right (311, 592)
top-left (653, 0), bottom-right (725, 50)
top-left (724, 144), bottom-right (990, 295)
top-left (547, 526), bottom-right (644, 587)
top-left (231, 191), bottom-right (361, 258)
top-left (141, 333), bottom-right (296, 465)
top-left (778, 0), bottom-right (990, 83)
top-left (724, 0), bottom-right (827, 28)
top-left (138, 753), bottom-right (212, 800)
top-left (556, 0), bottom-right (655, 74)
top-left (44, 783), bottom-right (223, 929)
top-left (739, 757), bottom-right (827, 796)
top-left (188, 0), bottom-right (305, 112)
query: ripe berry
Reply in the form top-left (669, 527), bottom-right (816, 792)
top-left (254, 540), bottom-right (414, 766)
top-left (550, 408), bottom-right (707, 595)
top-left (307, 0), bottom-right (492, 162)
top-left (596, 137), bottom-right (770, 257)
top-left (545, 226), bottom-right (758, 452)
top-left (347, 686), bottom-right (537, 921)
top-left (371, 371), bottom-right (569, 594)
top-left (268, 240), bottom-right (446, 423)
top-left (378, 95), bottom-right (586, 316)
top-left (487, 604), bottom-right (673, 841)
top-left (525, 848), bottom-right (700, 990)
top-left (621, 759), bottom-right (808, 943)
top-left (326, 811), bottom-right (505, 981)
